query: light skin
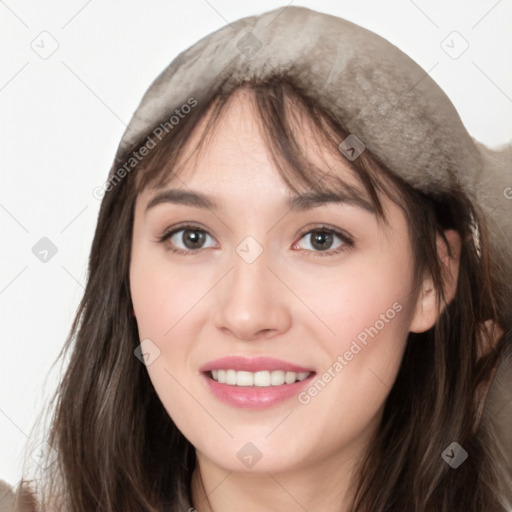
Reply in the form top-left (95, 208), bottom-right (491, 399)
top-left (129, 89), bottom-right (461, 511)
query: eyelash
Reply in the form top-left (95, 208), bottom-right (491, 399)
top-left (156, 223), bottom-right (354, 258)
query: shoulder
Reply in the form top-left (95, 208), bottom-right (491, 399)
top-left (0, 480), bottom-right (36, 512)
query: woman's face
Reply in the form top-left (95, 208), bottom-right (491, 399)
top-left (130, 89), bottom-right (425, 475)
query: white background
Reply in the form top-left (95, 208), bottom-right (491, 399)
top-left (1, 0), bottom-right (511, 486)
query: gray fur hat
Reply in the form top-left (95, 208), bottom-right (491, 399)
top-left (111, 6), bottom-right (512, 323)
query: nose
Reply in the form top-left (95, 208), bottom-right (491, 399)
top-left (213, 247), bottom-right (292, 341)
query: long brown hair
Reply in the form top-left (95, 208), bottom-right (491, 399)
top-left (21, 76), bottom-right (511, 511)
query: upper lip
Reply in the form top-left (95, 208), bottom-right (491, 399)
top-left (199, 356), bottom-right (314, 373)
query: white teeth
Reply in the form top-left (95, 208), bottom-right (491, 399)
top-left (254, 371), bottom-right (270, 387)
top-left (236, 371), bottom-right (253, 386)
top-left (209, 369), bottom-right (312, 386)
top-left (226, 369), bottom-right (237, 385)
top-left (270, 370), bottom-right (285, 386)
top-left (285, 371), bottom-right (297, 384)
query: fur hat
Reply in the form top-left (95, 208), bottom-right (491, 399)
top-left (110, 6), bottom-right (512, 321)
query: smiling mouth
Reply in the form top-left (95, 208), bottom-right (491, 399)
top-left (207, 369), bottom-right (313, 387)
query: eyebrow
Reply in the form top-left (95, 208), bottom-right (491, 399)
top-left (145, 188), bottom-right (375, 214)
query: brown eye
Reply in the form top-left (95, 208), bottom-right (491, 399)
top-left (294, 226), bottom-right (354, 257)
top-left (309, 230), bottom-right (334, 251)
top-left (179, 229), bottom-right (207, 249)
top-left (157, 224), bottom-right (216, 254)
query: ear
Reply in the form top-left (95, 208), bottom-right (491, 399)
top-left (409, 229), bottom-right (461, 333)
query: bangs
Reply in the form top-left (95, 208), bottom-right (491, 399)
top-left (129, 76), bottom-right (414, 226)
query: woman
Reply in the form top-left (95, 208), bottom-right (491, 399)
top-left (4, 6), bottom-right (511, 511)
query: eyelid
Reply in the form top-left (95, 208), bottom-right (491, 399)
top-left (156, 222), bottom-right (209, 241)
top-left (292, 223), bottom-right (354, 257)
top-left (155, 223), bottom-right (217, 252)
top-left (156, 222), bottom-right (354, 257)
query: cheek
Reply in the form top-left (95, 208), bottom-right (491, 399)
top-left (130, 247), bottom-right (199, 339)
top-left (130, 251), bottom-right (206, 437)
top-left (294, 245), bottom-right (416, 408)
top-left (293, 242), bottom-right (415, 355)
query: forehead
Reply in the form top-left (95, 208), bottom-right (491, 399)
top-left (140, 111), bottom-right (378, 220)
top-left (141, 87), bottom-right (368, 205)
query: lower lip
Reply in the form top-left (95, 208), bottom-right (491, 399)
top-left (202, 373), bottom-right (315, 409)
